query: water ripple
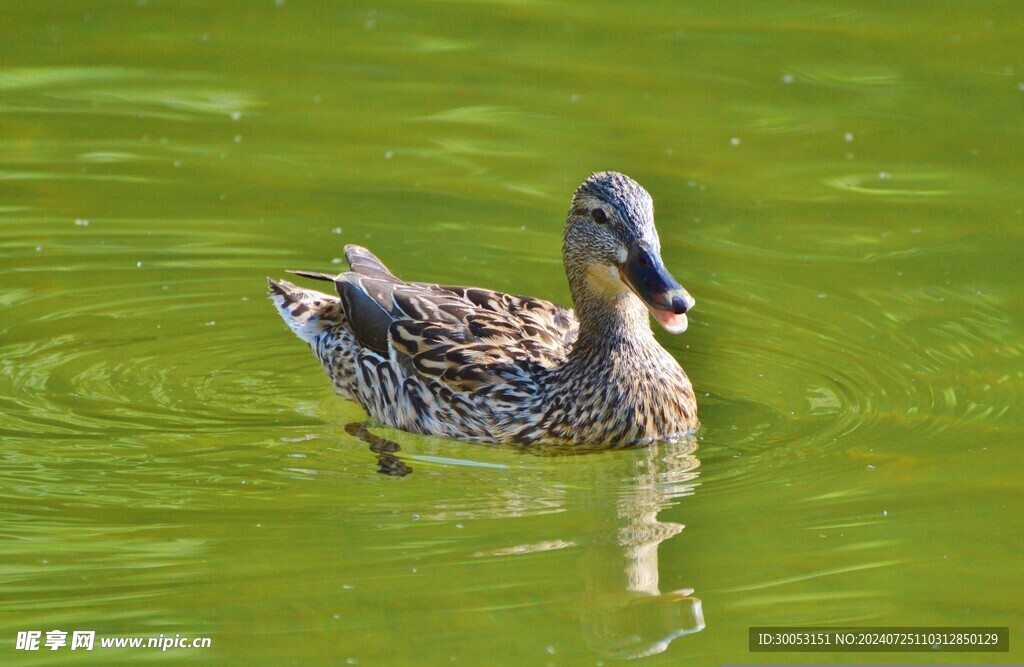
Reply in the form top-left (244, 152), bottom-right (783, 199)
top-left (0, 220), bottom-right (310, 446)
top-left (685, 256), bottom-right (1023, 473)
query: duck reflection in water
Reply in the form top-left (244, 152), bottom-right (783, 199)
top-left (344, 422), bottom-right (413, 477)
top-left (572, 436), bottom-right (704, 659)
top-left (345, 425), bottom-right (704, 658)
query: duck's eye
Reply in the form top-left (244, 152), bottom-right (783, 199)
top-left (591, 208), bottom-right (609, 225)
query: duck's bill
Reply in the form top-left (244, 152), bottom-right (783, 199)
top-left (619, 244), bottom-right (695, 334)
top-left (652, 308), bottom-right (689, 334)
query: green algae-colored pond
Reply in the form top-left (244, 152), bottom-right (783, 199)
top-left (2, 1), bottom-right (1022, 664)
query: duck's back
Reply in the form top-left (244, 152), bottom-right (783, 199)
top-left (269, 245), bottom-right (578, 442)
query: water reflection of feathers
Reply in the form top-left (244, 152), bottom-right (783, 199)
top-left (344, 425), bottom-right (705, 658)
top-left (576, 436), bottom-right (704, 659)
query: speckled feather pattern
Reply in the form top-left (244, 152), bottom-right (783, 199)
top-left (269, 172), bottom-right (698, 446)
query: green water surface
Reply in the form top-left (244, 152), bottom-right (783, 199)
top-left (1, 1), bottom-right (1023, 664)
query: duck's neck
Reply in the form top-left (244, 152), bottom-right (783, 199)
top-left (567, 264), bottom-right (658, 354)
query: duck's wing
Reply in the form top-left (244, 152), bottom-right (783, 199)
top-left (389, 285), bottom-right (578, 397)
top-left (296, 245), bottom-right (578, 399)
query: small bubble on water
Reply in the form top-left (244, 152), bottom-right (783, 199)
top-left (332, 227), bottom-right (343, 234)
top-left (234, 135), bottom-right (242, 143)
top-left (1018, 82), bottom-right (1024, 92)
top-left (781, 73), bottom-right (794, 84)
top-left (74, 218), bottom-right (89, 226)
top-left (206, 321), bottom-right (216, 326)
top-left (331, 257), bottom-right (343, 264)
top-left (730, 137), bottom-right (741, 146)
top-left (384, 150), bottom-right (393, 159)
top-left (878, 171), bottom-right (891, 179)
top-left (36, 245), bottom-right (43, 251)
top-left (569, 93), bottom-right (580, 103)
top-left (343, 584), bottom-right (354, 590)
top-left (136, 261), bottom-right (143, 267)
top-left (546, 646), bottom-right (556, 655)
top-left (843, 132), bottom-right (854, 142)
top-left (333, 613), bottom-right (340, 620)
top-left (275, 0), bottom-right (285, 6)
top-left (174, 160), bottom-right (183, 167)
top-left (231, 111), bottom-right (242, 120)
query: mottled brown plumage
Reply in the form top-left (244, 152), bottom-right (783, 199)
top-left (269, 172), bottom-right (698, 446)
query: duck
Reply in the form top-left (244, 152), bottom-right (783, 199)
top-left (268, 171), bottom-right (698, 446)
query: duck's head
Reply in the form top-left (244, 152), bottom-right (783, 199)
top-left (563, 171), bottom-right (695, 333)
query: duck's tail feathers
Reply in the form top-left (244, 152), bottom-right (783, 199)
top-left (267, 277), bottom-right (341, 344)
top-left (286, 270), bottom-right (338, 283)
top-left (344, 245), bottom-right (399, 281)
top-left (283, 247), bottom-right (397, 284)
